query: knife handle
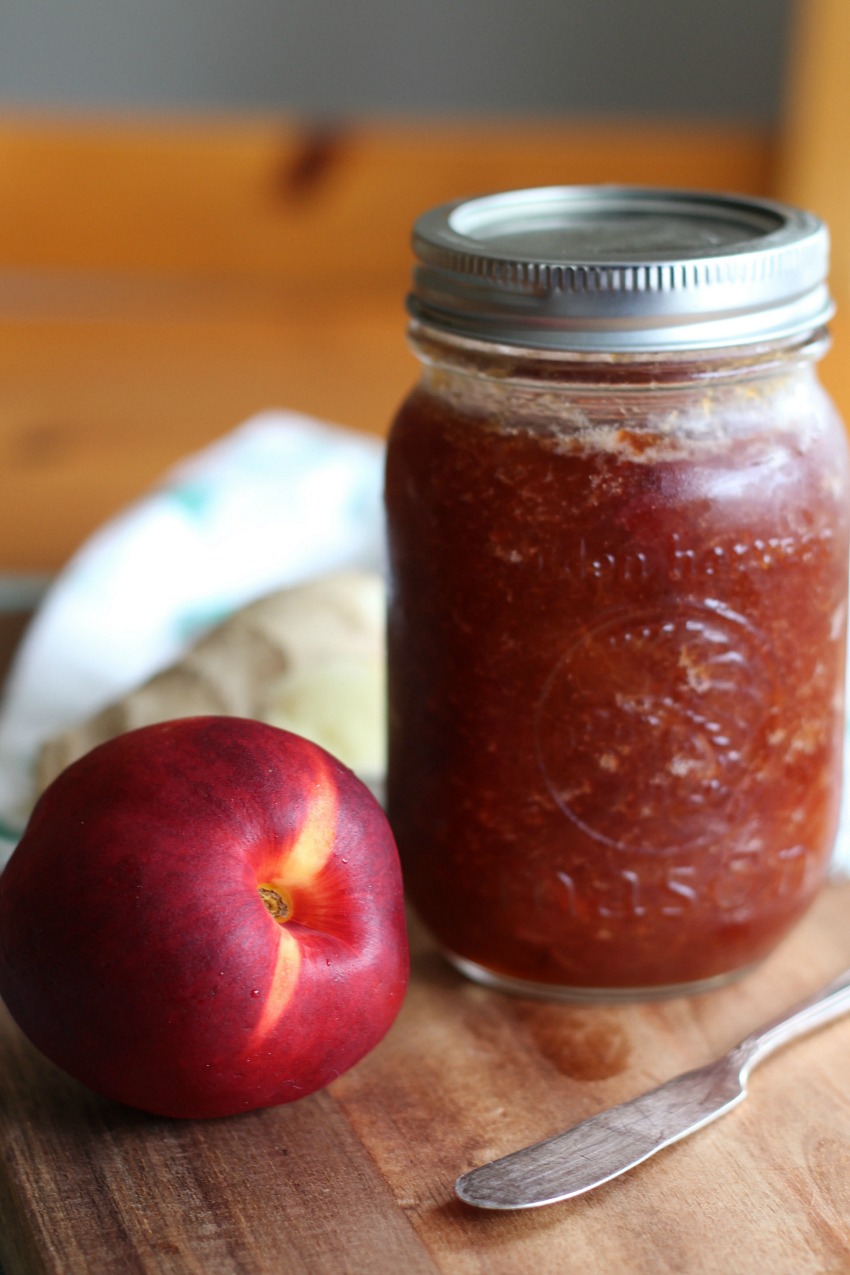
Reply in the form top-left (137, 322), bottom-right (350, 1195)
top-left (735, 966), bottom-right (850, 1077)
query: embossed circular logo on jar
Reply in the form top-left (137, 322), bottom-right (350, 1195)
top-left (534, 602), bottom-right (774, 854)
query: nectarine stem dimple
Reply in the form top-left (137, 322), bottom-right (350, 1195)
top-left (258, 884), bottom-right (293, 924)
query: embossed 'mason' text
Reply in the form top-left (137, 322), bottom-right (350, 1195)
top-left (563, 528), bottom-right (831, 588)
top-left (521, 845), bottom-right (811, 926)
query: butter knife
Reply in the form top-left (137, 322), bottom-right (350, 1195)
top-left (456, 966), bottom-right (850, 1210)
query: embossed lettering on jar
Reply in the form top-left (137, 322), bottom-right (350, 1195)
top-left (386, 187), bottom-right (850, 999)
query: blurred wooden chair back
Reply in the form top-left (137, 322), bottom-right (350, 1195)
top-left (0, 117), bottom-right (774, 291)
top-left (777, 0), bottom-right (850, 418)
top-left (779, 0), bottom-right (850, 301)
top-left (0, 5), bottom-right (843, 294)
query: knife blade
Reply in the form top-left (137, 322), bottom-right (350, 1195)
top-left (455, 965), bottom-right (850, 1210)
top-left (455, 1055), bottom-right (746, 1210)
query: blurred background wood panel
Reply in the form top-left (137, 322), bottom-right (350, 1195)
top-left (0, 115), bottom-right (783, 574)
top-left (0, 117), bottom-right (775, 281)
top-left (777, 0), bottom-right (850, 297)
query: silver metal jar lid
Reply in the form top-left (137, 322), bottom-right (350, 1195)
top-left (408, 186), bottom-right (834, 351)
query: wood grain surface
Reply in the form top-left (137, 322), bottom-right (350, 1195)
top-left (779, 0), bottom-right (850, 299)
top-left (1, 888), bottom-right (850, 1275)
top-left (0, 115), bottom-right (774, 284)
top-left (0, 112), bottom-right (774, 574)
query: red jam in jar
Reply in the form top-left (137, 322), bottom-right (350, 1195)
top-left (385, 187), bottom-right (850, 999)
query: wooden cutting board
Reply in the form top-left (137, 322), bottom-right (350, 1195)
top-left (1, 880), bottom-right (850, 1274)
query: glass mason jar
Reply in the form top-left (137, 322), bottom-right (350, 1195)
top-left (385, 186), bottom-right (850, 1000)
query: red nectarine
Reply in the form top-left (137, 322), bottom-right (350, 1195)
top-left (0, 716), bottom-right (409, 1118)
